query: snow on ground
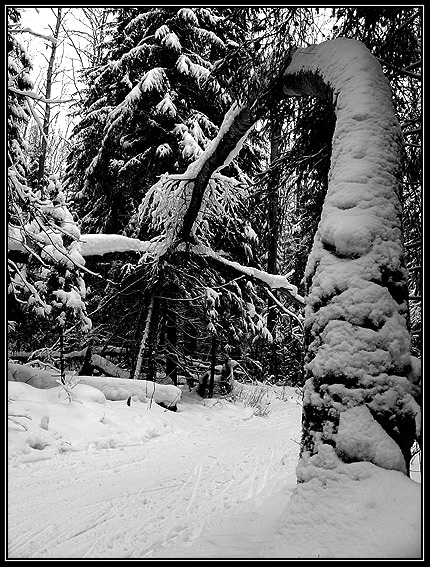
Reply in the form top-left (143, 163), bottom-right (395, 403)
top-left (7, 378), bottom-right (422, 559)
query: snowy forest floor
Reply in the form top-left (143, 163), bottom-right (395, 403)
top-left (7, 380), bottom-right (422, 559)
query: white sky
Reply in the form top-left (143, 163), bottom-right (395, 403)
top-left (16, 6), bottom-right (332, 133)
top-left (17, 7), bottom-right (92, 133)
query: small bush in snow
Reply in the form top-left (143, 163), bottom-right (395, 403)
top-left (56, 371), bottom-right (81, 403)
top-left (229, 380), bottom-right (272, 417)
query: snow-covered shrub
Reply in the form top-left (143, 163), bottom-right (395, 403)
top-left (55, 371), bottom-right (82, 403)
top-left (8, 171), bottom-right (92, 334)
top-left (229, 380), bottom-right (273, 417)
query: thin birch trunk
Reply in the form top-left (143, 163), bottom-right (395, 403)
top-left (133, 296), bottom-right (155, 380)
top-left (37, 8), bottom-right (62, 192)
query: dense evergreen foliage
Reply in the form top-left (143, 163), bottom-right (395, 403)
top-left (65, 7), bottom-right (260, 236)
top-left (7, 8), bottom-right (32, 176)
top-left (62, 7), bottom-right (280, 383)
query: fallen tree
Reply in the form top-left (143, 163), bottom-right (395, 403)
top-left (8, 347), bottom-right (132, 379)
top-left (8, 362), bottom-right (182, 409)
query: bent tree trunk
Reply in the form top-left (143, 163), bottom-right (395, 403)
top-left (282, 39), bottom-right (419, 478)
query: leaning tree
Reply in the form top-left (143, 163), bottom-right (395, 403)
top-left (133, 37), bottom-right (420, 478)
top-left (281, 39), bottom-right (420, 479)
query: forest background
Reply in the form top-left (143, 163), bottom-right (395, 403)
top-left (7, 7), bottom-right (422, 468)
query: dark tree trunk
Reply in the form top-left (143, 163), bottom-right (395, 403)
top-left (78, 340), bottom-right (95, 376)
top-left (164, 308), bottom-right (178, 385)
top-left (175, 106), bottom-right (259, 246)
top-left (266, 110), bottom-right (282, 380)
top-left (208, 335), bottom-right (217, 398)
top-left (146, 296), bottom-right (160, 382)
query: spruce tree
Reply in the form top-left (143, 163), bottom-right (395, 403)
top-left (7, 8), bottom-right (32, 176)
top-left (65, 7), bottom-right (253, 236)
top-left (64, 7), bottom-right (272, 384)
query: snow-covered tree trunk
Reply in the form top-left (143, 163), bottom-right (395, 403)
top-left (175, 105), bottom-right (258, 246)
top-left (281, 39), bottom-right (420, 478)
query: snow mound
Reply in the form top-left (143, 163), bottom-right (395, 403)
top-left (336, 405), bottom-right (406, 473)
top-left (8, 363), bottom-right (182, 408)
top-left (7, 381), bottom-right (176, 462)
top-left (264, 460), bottom-right (421, 558)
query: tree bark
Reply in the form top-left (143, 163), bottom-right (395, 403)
top-left (266, 111), bottom-right (282, 282)
top-left (164, 308), bottom-right (178, 385)
top-left (176, 106), bottom-right (257, 245)
top-left (266, 110), bottom-right (282, 379)
top-left (78, 339), bottom-right (94, 375)
top-left (208, 335), bottom-right (217, 399)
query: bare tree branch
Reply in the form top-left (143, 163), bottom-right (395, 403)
top-left (10, 26), bottom-right (58, 45)
top-left (8, 86), bottom-right (74, 105)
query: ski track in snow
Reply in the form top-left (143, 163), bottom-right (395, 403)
top-left (8, 403), bottom-right (301, 559)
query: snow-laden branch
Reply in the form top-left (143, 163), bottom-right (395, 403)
top-left (174, 103), bottom-right (257, 244)
top-left (9, 230), bottom-right (157, 259)
top-left (187, 243), bottom-right (305, 306)
top-left (10, 26), bottom-right (59, 45)
top-left (132, 101), bottom-right (263, 256)
top-left (265, 288), bottom-right (304, 327)
top-left (8, 86), bottom-right (73, 105)
top-left (136, 171), bottom-right (247, 258)
top-left (9, 229), bottom-right (304, 308)
top-left (8, 171), bottom-right (91, 330)
top-left (78, 234), bottom-right (159, 258)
